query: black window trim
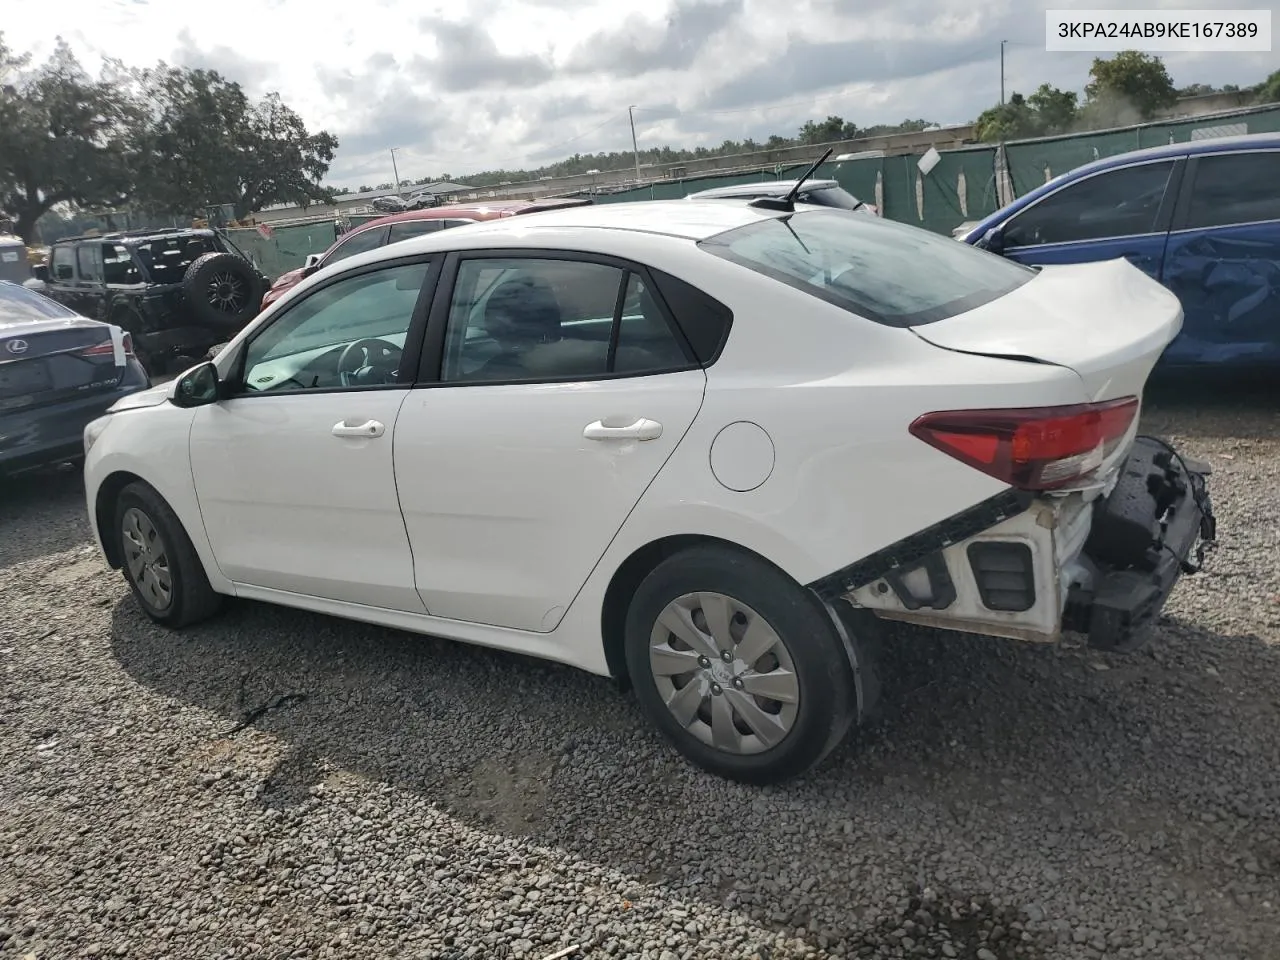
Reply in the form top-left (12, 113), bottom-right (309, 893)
top-left (414, 247), bottom-right (701, 388)
top-left (1169, 147), bottom-right (1280, 234)
top-left (223, 253), bottom-right (442, 400)
top-left (1000, 155), bottom-right (1186, 252)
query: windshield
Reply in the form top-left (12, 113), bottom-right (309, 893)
top-left (698, 209), bottom-right (1036, 327)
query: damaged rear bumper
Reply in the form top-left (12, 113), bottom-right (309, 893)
top-left (809, 436), bottom-right (1216, 651)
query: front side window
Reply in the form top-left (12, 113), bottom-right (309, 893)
top-left (700, 209), bottom-right (1035, 327)
top-left (1003, 160), bottom-right (1176, 248)
top-left (240, 261), bottom-right (429, 393)
top-left (1185, 150), bottom-right (1280, 229)
top-left (440, 257), bottom-right (691, 382)
top-left (324, 226), bottom-right (388, 266)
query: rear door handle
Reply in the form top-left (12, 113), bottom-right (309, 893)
top-left (332, 418), bottom-right (385, 439)
top-left (583, 418), bottom-right (663, 441)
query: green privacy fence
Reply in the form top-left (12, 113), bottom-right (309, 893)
top-left (227, 104), bottom-right (1280, 280)
top-left (595, 148), bottom-right (1002, 238)
top-left (1004, 103), bottom-right (1280, 195)
top-left (223, 219), bottom-right (342, 280)
top-left (594, 104), bottom-right (1280, 237)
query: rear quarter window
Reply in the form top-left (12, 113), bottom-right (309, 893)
top-left (698, 209), bottom-right (1035, 327)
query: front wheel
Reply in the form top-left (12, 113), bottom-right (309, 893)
top-left (623, 545), bottom-right (859, 785)
top-left (114, 481), bottom-right (224, 627)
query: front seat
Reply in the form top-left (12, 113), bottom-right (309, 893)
top-left (472, 275), bottom-right (562, 380)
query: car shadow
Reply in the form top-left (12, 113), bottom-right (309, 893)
top-left (0, 463), bottom-right (91, 570)
top-left (1142, 372), bottom-right (1279, 441)
top-left (108, 592), bottom-right (1280, 950)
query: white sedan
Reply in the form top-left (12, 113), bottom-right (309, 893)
top-left (82, 201), bottom-right (1216, 784)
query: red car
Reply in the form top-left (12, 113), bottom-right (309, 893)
top-left (259, 197), bottom-right (594, 310)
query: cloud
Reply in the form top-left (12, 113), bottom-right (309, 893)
top-left (413, 19), bottom-right (553, 92)
top-left (566, 0), bottom-right (743, 76)
top-left (171, 28), bottom-right (276, 95)
top-left (6, 0), bottom-right (1273, 186)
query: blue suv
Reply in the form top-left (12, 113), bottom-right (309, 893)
top-left (959, 133), bottom-right (1280, 369)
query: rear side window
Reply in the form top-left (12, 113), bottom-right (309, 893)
top-left (388, 220), bottom-right (444, 243)
top-left (1185, 151), bottom-right (1280, 229)
top-left (326, 226), bottom-right (388, 266)
top-left (1003, 160), bottom-right (1176, 247)
top-left (699, 209), bottom-right (1034, 327)
top-left (0, 281), bottom-right (79, 320)
top-left (648, 268), bottom-right (733, 363)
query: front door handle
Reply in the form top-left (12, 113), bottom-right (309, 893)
top-left (332, 418), bottom-right (385, 439)
top-left (583, 418), bottom-right (662, 441)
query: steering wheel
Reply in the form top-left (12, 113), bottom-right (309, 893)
top-left (337, 338), bottom-right (402, 387)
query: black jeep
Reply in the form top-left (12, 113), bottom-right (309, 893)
top-left (35, 228), bottom-right (269, 374)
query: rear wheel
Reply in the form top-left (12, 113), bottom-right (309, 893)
top-left (623, 544), bottom-right (858, 784)
top-left (114, 481), bottom-right (223, 627)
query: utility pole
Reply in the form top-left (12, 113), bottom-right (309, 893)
top-left (628, 106), bottom-right (641, 184)
top-left (390, 147), bottom-right (403, 195)
top-left (1000, 40), bottom-right (1007, 106)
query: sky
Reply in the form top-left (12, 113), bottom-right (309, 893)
top-left (6, 0), bottom-right (1276, 188)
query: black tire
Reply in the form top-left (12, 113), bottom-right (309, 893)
top-left (623, 544), bottom-right (858, 785)
top-left (182, 252), bottom-right (264, 329)
top-left (114, 481), bottom-right (224, 628)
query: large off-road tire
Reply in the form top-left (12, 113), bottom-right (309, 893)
top-left (182, 252), bottom-right (264, 330)
top-left (623, 544), bottom-right (860, 785)
top-left (114, 481), bottom-right (224, 628)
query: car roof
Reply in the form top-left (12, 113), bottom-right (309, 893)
top-left (368, 197), bottom-right (592, 227)
top-left (53, 228), bottom-right (216, 246)
top-left (688, 179), bottom-right (841, 199)
top-left (959, 131), bottom-right (1280, 242)
top-left (1053, 131), bottom-right (1280, 178)
top-left (414, 199), bottom-right (781, 242)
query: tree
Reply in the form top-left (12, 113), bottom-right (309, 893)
top-left (1257, 69), bottom-right (1280, 104)
top-left (1027, 83), bottom-right (1078, 133)
top-left (974, 86), bottom-right (1076, 142)
top-left (0, 35), bottom-right (143, 242)
top-left (798, 115), bottom-right (847, 145)
top-left (1084, 51), bottom-right (1177, 122)
top-left (132, 64), bottom-right (338, 219)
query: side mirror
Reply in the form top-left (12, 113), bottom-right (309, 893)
top-left (301, 253), bottom-right (321, 278)
top-left (31, 264), bottom-right (48, 281)
top-left (169, 361), bottom-right (221, 408)
top-left (977, 225), bottom-right (1005, 255)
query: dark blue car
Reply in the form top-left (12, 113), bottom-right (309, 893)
top-left (0, 280), bottom-right (150, 476)
top-left (959, 132), bottom-right (1280, 369)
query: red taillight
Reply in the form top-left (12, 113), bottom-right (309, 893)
top-left (909, 397), bottom-right (1140, 491)
top-left (78, 332), bottom-right (135, 359)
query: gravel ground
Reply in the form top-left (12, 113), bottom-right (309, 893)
top-left (2, 387), bottom-right (1278, 960)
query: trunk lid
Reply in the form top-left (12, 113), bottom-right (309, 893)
top-left (0, 320), bottom-right (126, 414)
top-left (909, 258), bottom-right (1182, 402)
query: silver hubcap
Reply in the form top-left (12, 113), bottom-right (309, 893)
top-left (649, 592), bottom-right (800, 755)
top-left (122, 507), bottom-right (173, 611)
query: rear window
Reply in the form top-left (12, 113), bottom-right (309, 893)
top-left (0, 281), bottom-right (79, 322)
top-left (698, 209), bottom-right (1036, 327)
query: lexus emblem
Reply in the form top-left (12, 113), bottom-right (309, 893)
top-left (5, 339), bottom-right (28, 355)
